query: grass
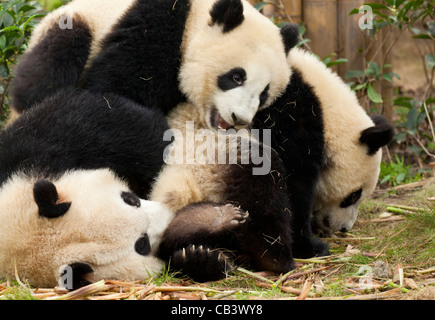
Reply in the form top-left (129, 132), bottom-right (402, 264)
top-left (1, 181), bottom-right (434, 300)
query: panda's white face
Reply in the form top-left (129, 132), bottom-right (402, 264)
top-left (179, 0), bottom-right (290, 130)
top-left (0, 169), bottom-right (174, 289)
top-left (312, 190), bottom-right (365, 235)
top-left (312, 148), bottom-right (382, 235)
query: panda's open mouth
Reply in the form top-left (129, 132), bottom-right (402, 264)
top-left (210, 108), bottom-right (233, 130)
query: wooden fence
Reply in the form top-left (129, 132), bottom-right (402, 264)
top-left (248, 0), bottom-right (394, 122)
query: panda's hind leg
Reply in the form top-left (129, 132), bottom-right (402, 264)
top-left (158, 203), bottom-right (248, 281)
top-left (171, 245), bottom-right (235, 282)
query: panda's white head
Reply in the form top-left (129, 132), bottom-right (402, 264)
top-left (180, 0), bottom-right (298, 130)
top-left (0, 169), bottom-right (174, 289)
top-left (286, 48), bottom-right (394, 235)
top-left (312, 116), bottom-right (394, 235)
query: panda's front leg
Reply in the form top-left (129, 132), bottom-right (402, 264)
top-left (224, 157), bottom-right (296, 274)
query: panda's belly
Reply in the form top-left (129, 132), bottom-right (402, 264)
top-left (191, 164), bottom-right (230, 204)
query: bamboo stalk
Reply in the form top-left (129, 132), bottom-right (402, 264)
top-left (416, 267), bottom-right (435, 275)
top-left (386, 206), bottom-right (415, 215)
top-left (151, 285), bottom-right (220, 294)
top-left (47, 280), bottom-right (108, 300)
top-left (236, 267), bottom-right (275, 284)
top-left (284, 266), bottom-right (331, 282)
top-left (322, 237), bottom-right (375, 242)
top-left (293, 258), bottom-right (329, 264)
top-left (385, 204), bottom-right (425, 212)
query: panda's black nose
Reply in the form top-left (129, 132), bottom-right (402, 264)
top-left (340, 226), bottom-right (348, 233)
top-left (135, 234), bottom-right (151, 256)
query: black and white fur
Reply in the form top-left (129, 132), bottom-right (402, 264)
top-left (10, 0), bottom-right (296, 129)
top-left (151, 103), bottom-right (297, 281)
top-left (253, 48), bottom-right (394, 235)
top-left (0, 89), bottom-right (175, 289)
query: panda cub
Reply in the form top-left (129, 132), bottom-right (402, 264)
top-left (253, 47), bottom-right (395, 236)
top-left (0, 89), bottom-right (175, 289)
top-left (11, 0), bottom-right (297, 129)
top-left (151, 102), bottom-right (296, 281)
top-left (0, 169), bottom-right (174, 289)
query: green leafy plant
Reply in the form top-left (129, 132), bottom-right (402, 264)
top-left (379, 154), bottom-right (423, 186)
top-left (0, 0), bottom-right (44, 125)
top-left (349, 1), bottom-right (434, 163)
top-left (346, 61), bottom-right (400, 104)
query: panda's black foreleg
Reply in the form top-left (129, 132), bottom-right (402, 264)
top-left (292, 197), bottom-right (329, 258)
top-left (224, 156), bottom-right (295, 274)
top-left (252, 69), bottom-right (329, 259)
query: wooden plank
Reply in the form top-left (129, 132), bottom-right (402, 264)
top-left (337, 0), bottom-right (366, 79)
top-left (303, 0), bottom-right (338, 59)
top-left (281, 0), bottom-right (302, 22)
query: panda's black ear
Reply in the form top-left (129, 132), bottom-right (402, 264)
top-left (59, 263), bottom-right (94, 290)
top-left (209, 0), bottom-right (244, 33)
top-left (280, 23), bottom-right (299, 54)
top-left (359, 115), bottom-right (395, 155)
top-left (33, 180), bottom-right (71, 218)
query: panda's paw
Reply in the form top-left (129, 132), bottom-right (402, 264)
top-left (172, 245), bottom-right (234, 282)
top-left (212, 203), bottom-right (249, 231)
top-left (312, 237), bottom-right (330, 257)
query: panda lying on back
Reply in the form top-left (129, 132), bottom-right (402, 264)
top-left (10, 0), bottom-right (297, 128)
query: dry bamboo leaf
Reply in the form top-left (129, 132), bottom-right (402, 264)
top-left (280, 286), bottom-right (302, 295)
top-left (404, 278), bottom-right (419, 290)
top-left (296, 276), bottom-right (315, 300)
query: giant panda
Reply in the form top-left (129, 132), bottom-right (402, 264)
top-left (0, 168), bottom-right (174, 289)
top-left (1, 88), bottom-right (275, 288)
top-left (10, 0), bottom-right (298, 128)
top-left (0, 88), bottom-right (176, 289)
top-left (253, 47), bottom-right (395, 236)
top-left (151, 47), bottom-right (395, 281)
top-left (150, 102), bottom-right (310, 282)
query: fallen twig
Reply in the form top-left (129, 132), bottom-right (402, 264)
top-left (416, 267), bottom-right (435, 275)
top-left (323, 237), bottom-right (375, 242)
top-left (236, 267), bottom-right (275, 284)
top-left (47, 280), bottom-right (108, 300)
top-left (284, 266), bottom-right (331, 282)
top-left (293, 258), bottom-right (329, 264)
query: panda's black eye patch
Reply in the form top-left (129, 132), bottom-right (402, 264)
top-left (259, 84), bottom-right (270, 107)
top-left (340, 188), bottom-right (363, 208)
top-left (218, 68), bottom-right (246, 91)
top-left (121, 192), bottom-right (141, 208)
